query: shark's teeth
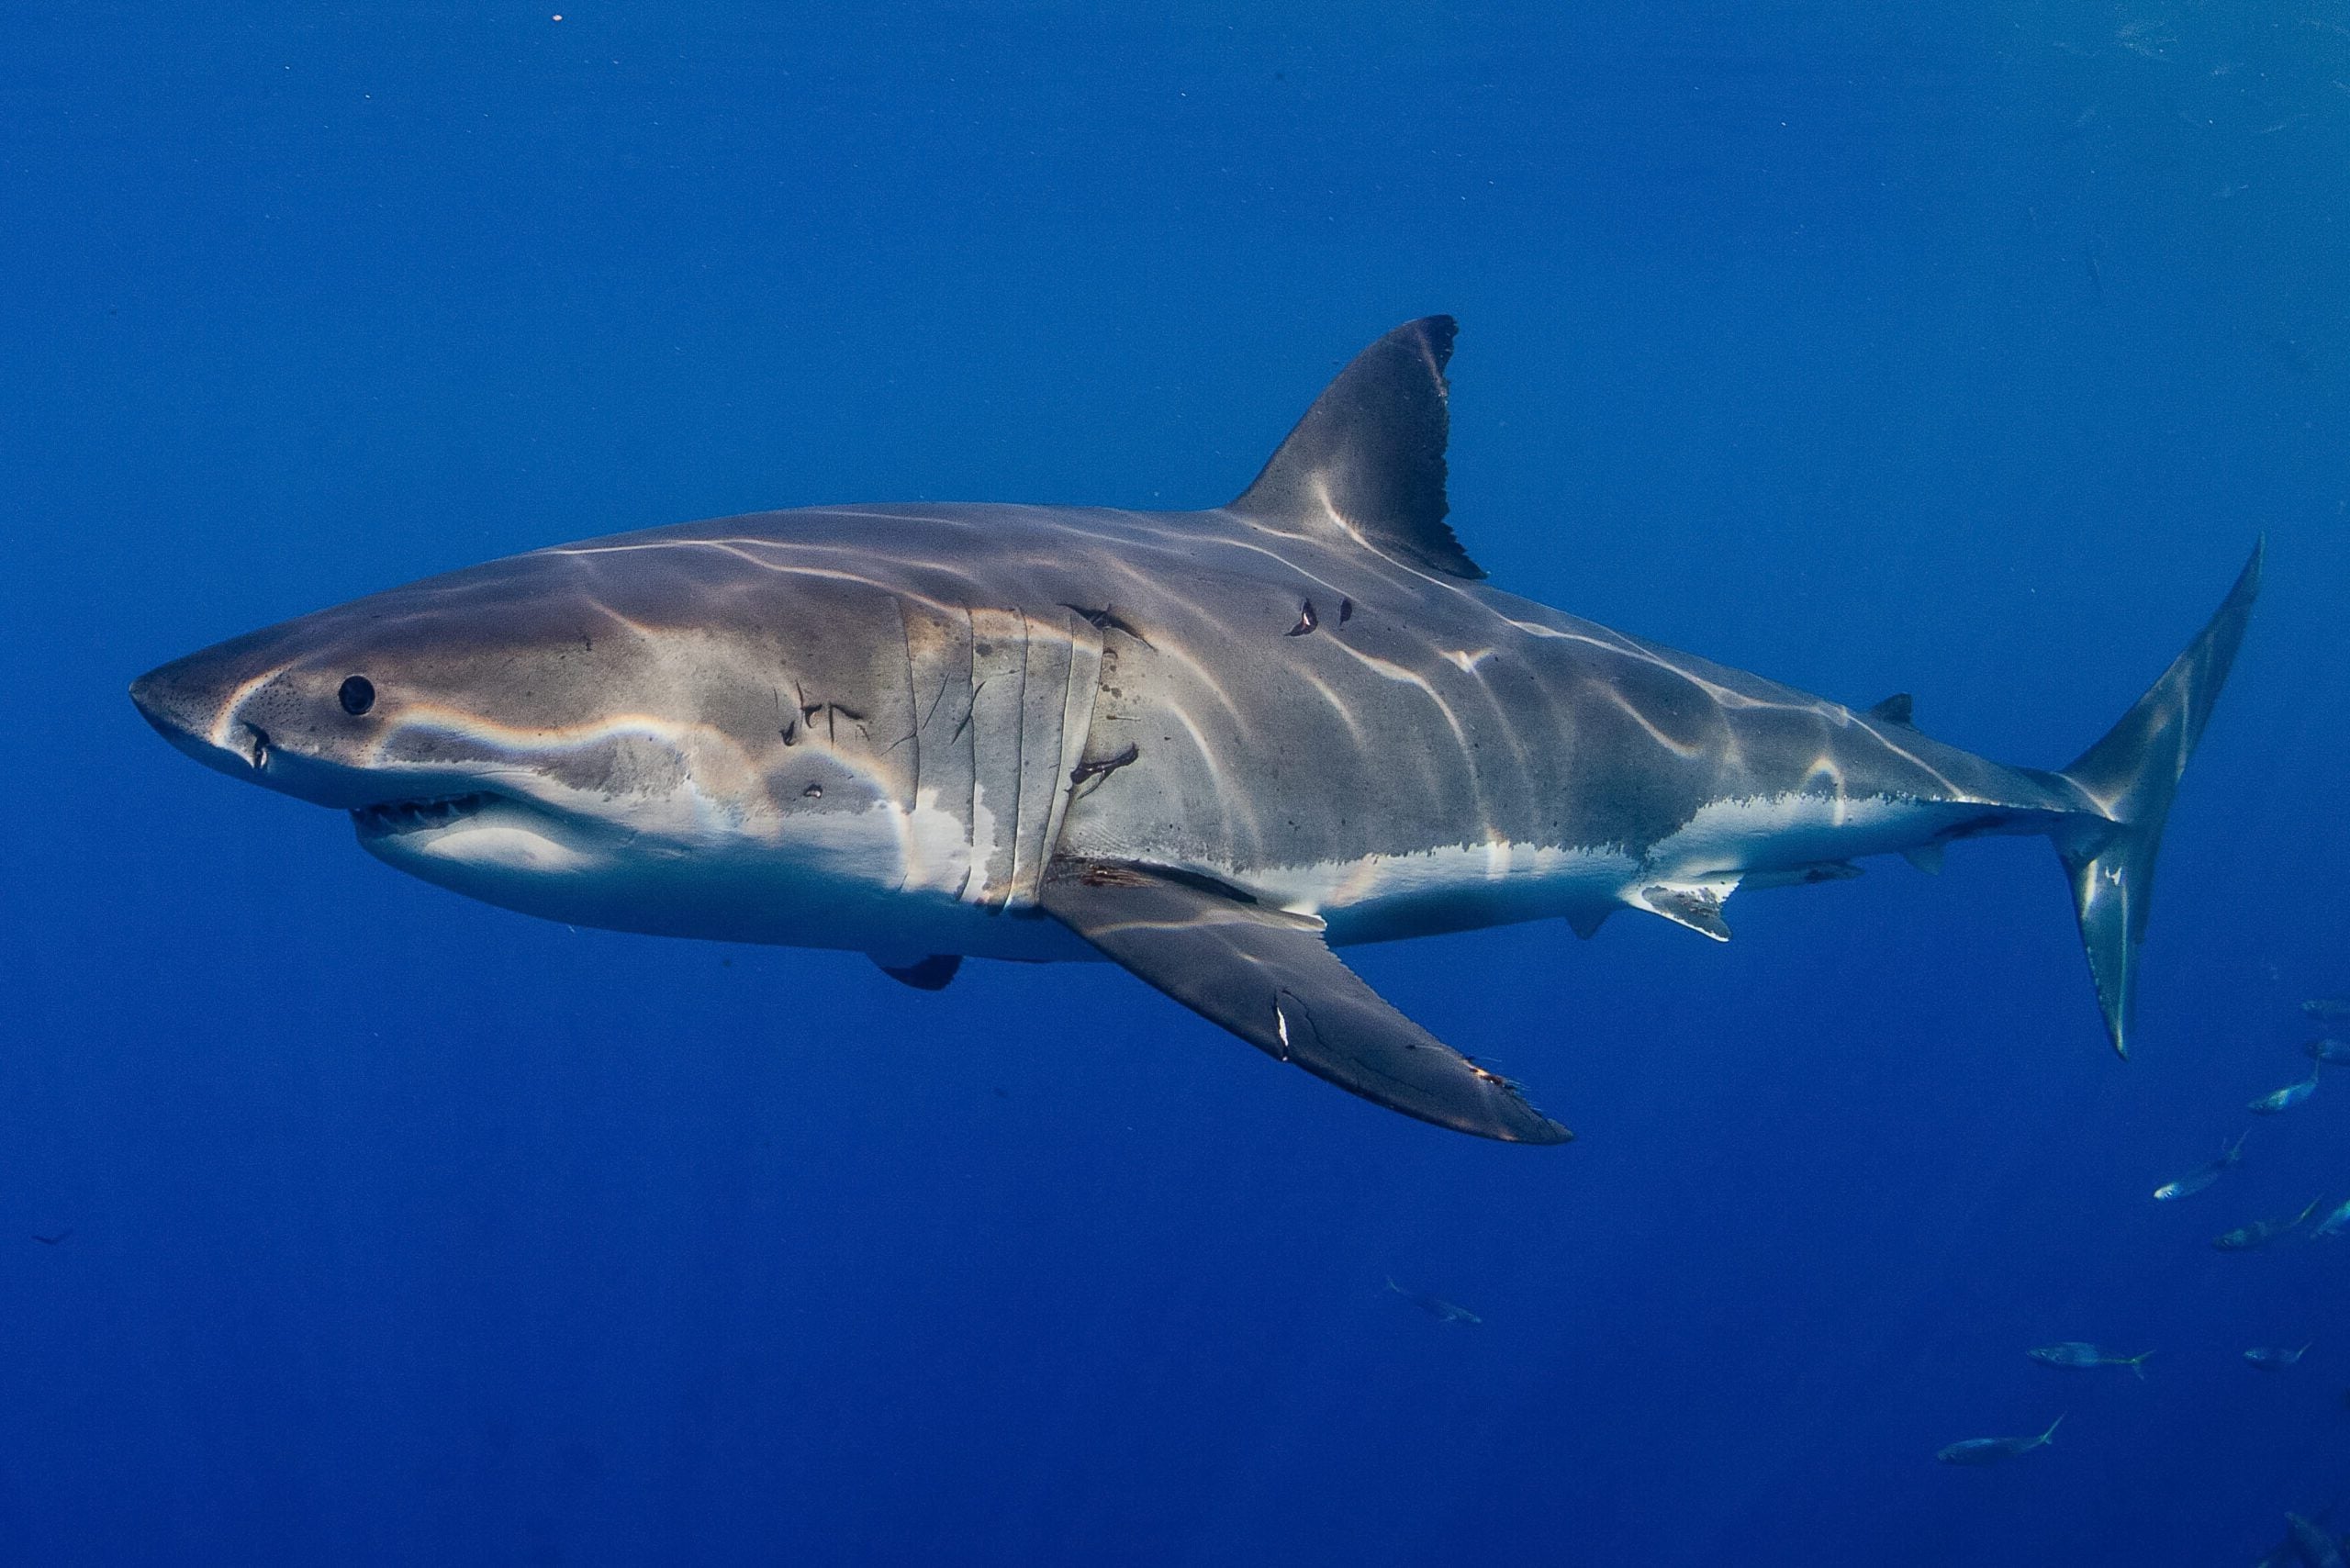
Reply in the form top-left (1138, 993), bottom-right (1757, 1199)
top-left (351, 793), bottom-right (495, 836)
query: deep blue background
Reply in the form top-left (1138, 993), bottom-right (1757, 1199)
top-left (5, 5), bottom-right (2347, 1563)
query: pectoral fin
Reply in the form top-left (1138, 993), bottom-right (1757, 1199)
top-left (1038, 859), bottom-right (1569, 1144)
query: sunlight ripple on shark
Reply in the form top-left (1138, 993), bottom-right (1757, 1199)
top-left (129, 319), bottom-right (2260, 1143)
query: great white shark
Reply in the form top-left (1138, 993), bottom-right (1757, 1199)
top-left (130, 318), bottom-right (2259, 1145)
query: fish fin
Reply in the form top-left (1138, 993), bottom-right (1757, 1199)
top-left (1228, 316), bottom-right (1484, 580)
top-left (2129, 1353), bottom-right (2151, 1381)
top-left (1901, 842), bottom-right (1946, 875)
top-left (2055, 541), bottom-right (2261, 1058)
top-left (1565, 904), bottom-right (1613, 940)
top-left (2037, 1413), bottom-right (2065, 1448)
top-left (1865, 692), bottom-right (1915, 725)
top-left (1038, 858), bottom-right (1567, 1143)
top-left (1632, 877), bottom-right (1739, 941)
top-left (873, 953), bottom-right (962, 991)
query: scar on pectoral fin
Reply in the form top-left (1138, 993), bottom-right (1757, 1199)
top-left (1286, 599), bottom-right (1319, 637)
top-left (1069, 742), bottom-right (1140, 793)
top-left (1062, 604), bottom-right (1152, 646)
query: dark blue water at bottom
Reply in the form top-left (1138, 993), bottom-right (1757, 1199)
top-left (4, 5), bottom-right (2347, 1564)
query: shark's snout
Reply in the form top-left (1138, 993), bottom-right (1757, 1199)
top-left (129, 639), bottom-right (362, 800)
top-left (129, 653), bottom-right (268, 778)
top-left (129, 660), bottom-right (209, 743)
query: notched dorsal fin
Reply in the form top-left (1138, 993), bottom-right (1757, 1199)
top-left (1865, 692), bottom-right (1914, 725)
top-left (1229, 316), bottom-right (1484, 580)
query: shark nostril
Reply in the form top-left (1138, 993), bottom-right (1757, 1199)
top-left (242, 722), bottom-right (271, 770)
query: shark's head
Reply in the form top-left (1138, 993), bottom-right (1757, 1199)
top-left (129, 539), bottom-right (918, 941)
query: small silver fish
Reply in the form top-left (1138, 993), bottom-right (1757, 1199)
top-left (2308, 1037), bottom-right (2350, 1066)
top-left (1936, 1414), bottom-right (2063, 1465)
top-left (2306, 998), bottom-right (2350, 1021)
top-left (2313, 1197), bottom-right (2350, 1240)
top-left (2153, 1129), bottom-right (2248, 1201)
top-left (2287, 1513), bottom-right (2350, 1568)
top-left (2244, 1341), bottom-right (2313, 1370)
top-left (2028, 1342), bottom-right (2150, 1378)
top-left (2255, 1513), bottom-right (2350, 1568)
top-left (2215, 1200), bottom-right (2324, 1250)
top-left (2251, 1063), bottom-right (2322, 1114)
top-left (1384, 1278), bottom-right (1481, 1325)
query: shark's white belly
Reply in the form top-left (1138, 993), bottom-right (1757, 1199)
top-left (1216, 791), bottom-right (2014, 946)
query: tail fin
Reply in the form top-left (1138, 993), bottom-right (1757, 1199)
top-left (2058, 542), bottom-right (2263, 1058)
top-left (2034, 1413), bottom-right (2065, 1449)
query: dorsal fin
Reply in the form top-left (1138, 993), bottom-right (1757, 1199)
top-left (1865, 692), bottom-right (1914, 725)
top-left (1229, 316), bottom-right (1483, 580)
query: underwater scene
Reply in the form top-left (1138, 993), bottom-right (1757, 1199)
top-left (5, 4), bottom-right (2348, 1564)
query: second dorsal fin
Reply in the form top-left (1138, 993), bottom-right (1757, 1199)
top-left (1229, 316), bottom-right (1484, 580)
top-left (1865, 692), bottom-right (1915, 725)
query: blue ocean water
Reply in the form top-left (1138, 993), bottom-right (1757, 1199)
top-left (5, 4), bottom-right (2347, 1562)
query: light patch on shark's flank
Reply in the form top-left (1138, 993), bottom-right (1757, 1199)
top-left (1640, 790), bottom-right (2035, 887)
top-left (900, 787), bottom-right (982, 898)
top-left (961, 784), bottom-right (1009, 904)
top-left (1206, 839), bottom-right (1642, 927)
top-left (1443, 647), bottom-right (1494, 674)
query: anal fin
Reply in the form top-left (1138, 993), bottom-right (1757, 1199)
top-left (875, 954), bottom-right (962, 991)
top-left (1038, 859), bottom-right (1568, 1143)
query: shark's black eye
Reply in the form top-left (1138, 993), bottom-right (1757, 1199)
top-left (338, 676), bottom-right (376, 716)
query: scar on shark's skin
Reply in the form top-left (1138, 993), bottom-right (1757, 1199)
top-left (798, 701), bottom-right (866, 744)
top-left (1070, 742), bottom-right (1140, 792)
top-left (1338, 598), bottom-right (1354, 626)
top-left (1286, 600), bottom-right (1319, 637)
top-left (950, 679), bottom-right (987, 742)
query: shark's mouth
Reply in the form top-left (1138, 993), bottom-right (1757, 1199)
top-left (351, 792), bottom-right (498, 838)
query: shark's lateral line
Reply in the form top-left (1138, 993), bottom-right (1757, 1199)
top-left (130, 319), bottom-right (2260, 1144)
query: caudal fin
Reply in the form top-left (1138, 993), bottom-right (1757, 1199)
top-left (2058, 542), bottom-right (2262, 1058)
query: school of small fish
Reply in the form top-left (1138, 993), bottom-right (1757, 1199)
top-left (1938, 996), bottom-right (2348, 1561)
